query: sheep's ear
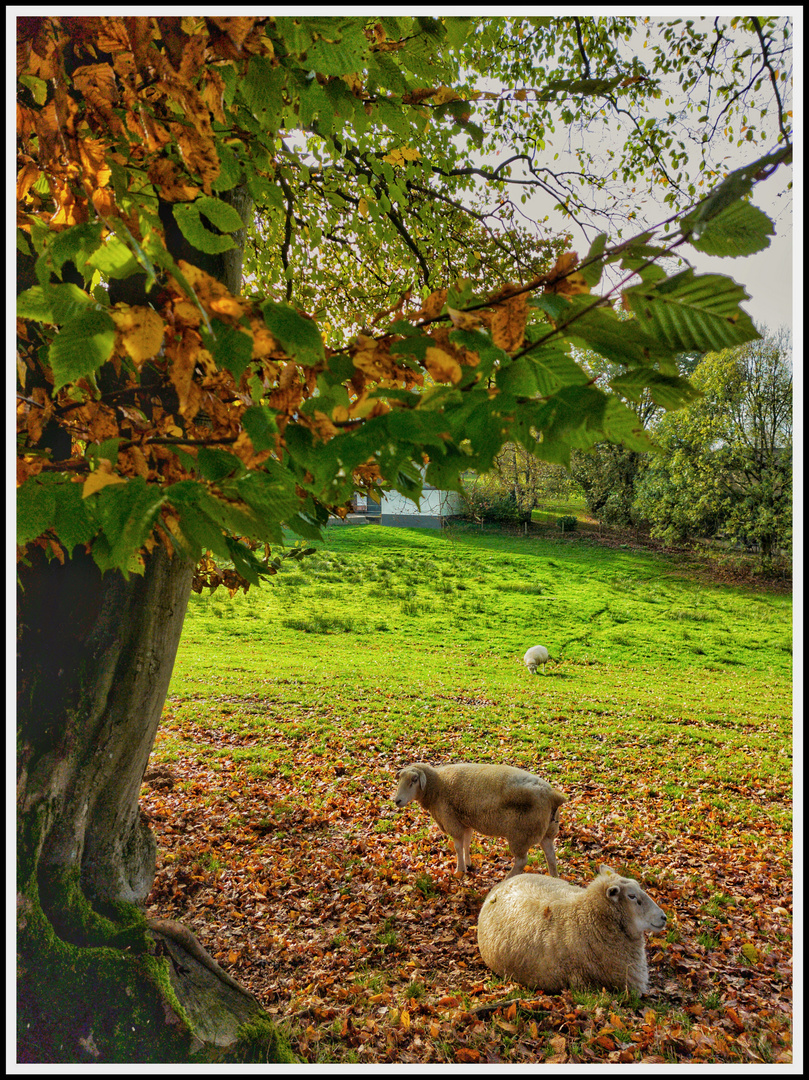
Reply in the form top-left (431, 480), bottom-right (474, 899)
top-left (606, 884), bottom-right (621, 901)
top-left (598, 864), bottom-right (616, 877)
top-left (417, 769), bottom-right (427, 792)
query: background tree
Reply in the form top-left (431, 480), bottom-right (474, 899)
top-left (634, 328), bottom-right (793, 566)
top-left (16, 14), bottom-right (791, 1064)
top-left (462, 449), bottom-right (577, 525)
top-left (568, 347), bottom-right (703, 529)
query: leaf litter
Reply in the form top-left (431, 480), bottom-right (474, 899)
top-left (143, 720), bottom-right (792, 1064)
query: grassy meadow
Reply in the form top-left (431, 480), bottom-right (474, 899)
top-left (143, 522), bottom-right (793, 1064)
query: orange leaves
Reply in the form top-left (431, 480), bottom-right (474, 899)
top-left (487, 288), bottom-right (529, 353)
top-left (350, 335), bottom-right (417, 387)
top-left (148, 160), bottom-right (201, 202)
top-left (423, 346), bottom-right (462, 385)
top-left (543, 251), bottom-right (590, 297)
top-left (412, 288), bottom-right (447, 322)
top-left (16, 162), bottom-right (41, 205)
top-left (175, 262), bottom-right (250, 321)
top-left (166, 328), bottom-right (202, 417)
top-left (110, 305), bottom-right (165, 366)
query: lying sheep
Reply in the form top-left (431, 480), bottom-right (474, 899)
top-left (392, 762), bottom-right (566, 879)
top-left (476, 864), bottom-right (667, 994)
top-left (523, 645), bottom-right (549, 674)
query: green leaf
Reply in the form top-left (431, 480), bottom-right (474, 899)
top-left (86, 233), bottom-right (141, 279)
top-left (164, 480), bottom-right (233, 560)
top-left (238, 57), bottom-right (288, 131)
top-left (261, 302), bottom-right (325, 365)
top-left (443, 16), bottom-right (476, 49)
top-left (305, 27), bottom-right (370, 76)
top-left (684, 199), bottom-right (774, 257)
top-left (496, 345), bottom-right (590, 398)
top-left (49, 309), bottom-right (117, 392)
top-left (544, 297), bottom-right (675, 369)
top-left (623, 269), bottom-right (760, 353)
top-left (172, 200), bottom-right (238, 255)
top-left (242, 406), bottom-right (279, 452)
top-left (16, 477), bottom-right (57, 545)
top-left (678, 146), bottom-right (791, 232)
top-left (579, 233), bottom-right (608, 287)
top-left (196, 448), bottom-right (244, 482)
top-left (17, 283), bottom-right (93, 325)
top-left (609, 368), bottom-right (702, 410)
top-left (91, 478), bottom-right (166, 573)
top-left (211, 143), bottom-right (242, 193)
top-left (203, 319), bottom-right (254, 381)
top-left (52, 481), bottom-right (97, 553)
top-left (224, 535), bottom-right (273, 588)
top-left (37, 222), bottom-right (105, 284)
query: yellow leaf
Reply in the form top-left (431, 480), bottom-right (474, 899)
top-left (741, 942), bottom-right (759, 963)
top-left (383, 145), bottom-right (421, 167)
top-left (358, 197), bottom-right (369, 218)
top-left (424, 346), bottom-right (462, 385)
top-left (82, 460), bottom-right (127, 498)
top-left (111, 306), bottom-right (165, 366)
top-left (514, 88), bottom-right (528, 101)
top-left (432, 86), bottom-right (462, 105)
top-left (446, 306), bottom-right (482, 331)
top-left (400, 1009), bottom-right (410, 1030)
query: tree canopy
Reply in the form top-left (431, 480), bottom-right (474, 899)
top-left (634, 328), bottom-right (793, 559)
top-left (16, 15), bottom-right (792, 592)
top-left (15, 14), bottom-right (793, 1064)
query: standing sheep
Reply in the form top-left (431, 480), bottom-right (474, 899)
top-left (392, 762), bottom-right (566, 879)
top-left (476, 865), bottom-right (667, 994)
top-left (523, 645), bottom-right (549, 674)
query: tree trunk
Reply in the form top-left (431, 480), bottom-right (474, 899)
top-left (16, 186), bottom-right (294, 1063)
top-left (16, 545), bottom-right (292, 1063)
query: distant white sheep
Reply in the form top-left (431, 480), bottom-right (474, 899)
top-left (476, 864), bottom-right (667, 994)
top-left (523, 645), bottom-right (549, 675)
top-left (392, 762), bottom-right (566, 879)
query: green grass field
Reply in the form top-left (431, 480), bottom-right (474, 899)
top-left (144, 523), bottom-right (793, 1064)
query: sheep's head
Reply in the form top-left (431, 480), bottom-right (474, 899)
top-left (597, 865), bottom-right (667, 937)
top-left (393, 766), bottom-right (425, 809)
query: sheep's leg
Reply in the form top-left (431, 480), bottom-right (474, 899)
top-left (453, 829), bottom-right (473, 873)
top-left (506, 841), bottom-right (529, 879)
top-left (462, 828), bottom-right (473, 871)
top-left (451, 835), bottom-right (466, 875)
top-left (540, 836), bottom-right (559, 877)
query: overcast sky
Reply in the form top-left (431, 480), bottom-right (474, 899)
top-left (472, 14), bottom-right (795, 337)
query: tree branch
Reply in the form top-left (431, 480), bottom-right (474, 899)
top-left (573, 17), bottom-right (591, 79)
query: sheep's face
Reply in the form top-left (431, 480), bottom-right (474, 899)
top-left (599, 866), bottom-right (667, 936)
top-left (393, 768), bottom-right (424, 809)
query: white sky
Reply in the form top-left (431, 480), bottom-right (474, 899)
top-left (468, 12), bottom-right (797, 336)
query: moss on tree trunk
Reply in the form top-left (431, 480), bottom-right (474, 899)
top-left (16, 545), bottom-right (294, 1063)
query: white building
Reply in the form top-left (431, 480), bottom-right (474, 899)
top-left (378, 482), bottom-right (464, 529)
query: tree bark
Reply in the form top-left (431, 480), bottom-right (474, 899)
top-left (17, 543), bottom-right (195, 907)
top-left (16, 182), bottom-right (293, 1062)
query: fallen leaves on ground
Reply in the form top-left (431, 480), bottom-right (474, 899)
top-left (142, 721), bottom-right (792, 1065)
